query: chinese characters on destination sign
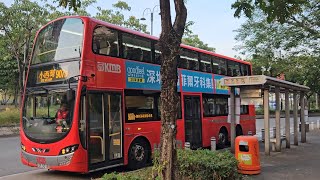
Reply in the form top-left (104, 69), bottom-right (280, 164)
top-left (37, 69), bottom-right (68, 83)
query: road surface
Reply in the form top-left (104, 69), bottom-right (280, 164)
top-left (0, 136), bottom-right (34, 177)
top-left (1, 116), bottom-right (319, 179)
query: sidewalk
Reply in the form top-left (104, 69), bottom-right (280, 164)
top-left (0, 125), bottom-right (19, 137)
top-left (253, 130), bottom-right (320, 180)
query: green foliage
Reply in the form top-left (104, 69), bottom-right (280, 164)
top-left (113, 1), bottom-right (131, 11)
top-left (103, 169), bottom-right (153, 180)
top-left (234, 0), bottom-right (319, 97)
top-left (178, 150), bottom-right (239, 180)
top-left (103, 149), bottom-right (240, 180)
top-left (154, 149), bottom-right (239, 180)
top-left (0, 0), bottom-right (55, 97)
top-left (65, 0), bottom-right (148, 33)
top-left (57, 0), bottom-right (81, 11)
top-left (232, 0), bottom-right (309, 23)
top-left (0, 107), bottom-right (20, 126)
top-left (182, 34), bottom-right (215, 52)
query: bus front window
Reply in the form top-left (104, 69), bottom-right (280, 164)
top-left (32, 18), bottom-right (83, 64)
top-left (23, 90), bottom-right (75, 143)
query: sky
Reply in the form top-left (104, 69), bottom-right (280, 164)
top-left (3, 0), bottom-right (246, 58)
top-left (90, 0), bottom-right (246, 58)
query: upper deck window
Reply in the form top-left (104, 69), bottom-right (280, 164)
top-left (212, 57), bottom-right (227, 75)
top-left (92, 26), bottom-right (119, 57)
top-left (154, 43), bottom-right (161, 65)
top-left (200, 53), bottom-right (212, 73)
top-left (227, 61), bottom-right (240, 76)
top-left (240, 64), bottom-right (250, 76)
top-left (32, 18), bottom-right (83, 64)
top-left (122, 33), bottom-right (152, 63)
top-left (179, 48), bottom-right (199, 71)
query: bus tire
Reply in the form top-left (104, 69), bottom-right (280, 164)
top-left (128, 138), bottom-right (150, 170)
top-left (217, 128), bottom-right (228, 149)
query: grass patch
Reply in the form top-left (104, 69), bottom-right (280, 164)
top-left (103, 149), bottom-right (240, 180)
top-left (0, 106), bottom-right (20, 126)
top-left (103, 167), bottom-right (153, 180)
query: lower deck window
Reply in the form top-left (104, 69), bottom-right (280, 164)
top-left (240, 105), bottom-right (249, 115)
top-left (203, 94), bottom-right (229, 117)
top-left (126, 95), bottom-right (156, 122)
top-left (125, 90), bottom-right (182, 122)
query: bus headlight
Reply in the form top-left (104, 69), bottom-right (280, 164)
top-left (21, 143), bottom-right (26, 151)
top-left (59, 144), bottom-right (79, 155)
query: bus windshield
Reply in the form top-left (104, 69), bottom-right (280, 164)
top-left (22, 89), bottom-right (75, 143)
top-left (32, 18), bottom-right (83, 64)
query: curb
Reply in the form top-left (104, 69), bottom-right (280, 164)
top-left (256, 113), bottom-right (320, 119)
top-left (0, 125), bottom-right (20, 137)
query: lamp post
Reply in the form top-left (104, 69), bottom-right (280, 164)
top-left (140, 5), bottom-right (159, 36)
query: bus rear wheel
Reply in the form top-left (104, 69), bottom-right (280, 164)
top-left (217, 129), bottom-right (228, 149)
top-left (236, 125), bottom-right (243, 137)
top-left (128, 139), bottom-right (150, 170)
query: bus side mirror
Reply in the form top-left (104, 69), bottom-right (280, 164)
top-left (67, 89), bottom-right (75, 102)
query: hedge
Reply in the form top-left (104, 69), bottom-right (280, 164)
top-left (103, 149), bottom-right (240, 180)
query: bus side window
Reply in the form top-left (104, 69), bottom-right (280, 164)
top-left (122, 33), bottom-right (152, 63)
top-left (247, 65), bottom-right (251, 75)
top-left (228, 61), bottom-right (240, 77)
top-left (179, 48), bottom-right (199, 71)
top-left (92, 26), bottom-right (119, 57)
top-left (200, 53), bottom-right (212, 73)
top-left (240, 105), bottom-right (249, 115)
top-left (203, 94), bottom-right (229, 117)
top-left (154, 43), bottom-right (161, 65)
top-left (212, 58), bottom-right (227, 75)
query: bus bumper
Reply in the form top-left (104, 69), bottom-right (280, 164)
top-left (21, 151), bottom-right (74, 168)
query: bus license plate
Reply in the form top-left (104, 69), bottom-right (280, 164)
top-left (37, 164), bottom-right (48, 169)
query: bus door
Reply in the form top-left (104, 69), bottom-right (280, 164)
top-left (87, 91), bottom-right (123, 170)
top-left (184, 95), bottom-right (202, 149)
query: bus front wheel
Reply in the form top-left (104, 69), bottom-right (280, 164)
top-left (128, 139), bottom-right (150, 170)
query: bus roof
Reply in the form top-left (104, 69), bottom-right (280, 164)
top-left (43, 16), bottom-right (251, 66)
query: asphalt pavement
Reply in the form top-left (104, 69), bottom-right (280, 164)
top-left (0, 136), bottom-right (34, 177)
top-left (253, 129), bottom-right (320, 180)
top-left (0, 116), bottom-right (320, 179)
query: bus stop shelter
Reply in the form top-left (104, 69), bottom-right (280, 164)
top-left (221, 75), bottom-right (309, 155)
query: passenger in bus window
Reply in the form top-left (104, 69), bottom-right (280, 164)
top-left (55, 102), bottom-right (69, 132)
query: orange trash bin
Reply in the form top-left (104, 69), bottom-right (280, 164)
top-left (235, 136), bottom-right (261, 175)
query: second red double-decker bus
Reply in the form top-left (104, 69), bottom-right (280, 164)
top-left (20, 16), bottom-right (256, 173)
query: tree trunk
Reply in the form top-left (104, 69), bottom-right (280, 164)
top-left (159, 0), bottom-right (187, 179)
top-left (15, 54), bottom-right (23, 107)
top-left (159, 31), bottom-right (180, 179)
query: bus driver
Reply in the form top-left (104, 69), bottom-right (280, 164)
top-left (55, 103), bottom-right (69, 133)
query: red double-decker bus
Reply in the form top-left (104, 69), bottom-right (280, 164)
top-left (20, 16), bottom-right (256, 173)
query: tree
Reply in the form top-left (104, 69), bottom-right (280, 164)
top-left (59, 0), bottom-right (148, 33)
top-left (233, 0), bottom-right (319, 98)
top-left (0, 0), bottom-right (53, 105)
top-left (157, 0), bottom-right (187, 179)
top-left (232, 0), bottom-right (309, 23)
